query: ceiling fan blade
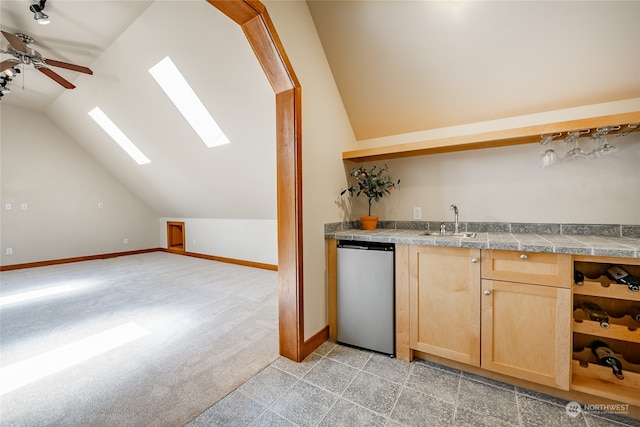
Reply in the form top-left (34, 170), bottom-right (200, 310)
top-left (1, 60), bottom-right (16, 72)
top-left (44, 58), bottom-right (93, 75)
top-left (37, 67), bottom-right (76, 89)
top-left (1, 30), bottom-right (28, 53)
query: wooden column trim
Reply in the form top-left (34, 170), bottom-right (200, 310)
top-left (207, 0), bottom-right (306, 361)
top-left (276, 87), bottom-right (304, 360)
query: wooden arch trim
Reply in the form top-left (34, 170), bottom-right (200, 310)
top-left (206, 0), bottom-right (306, 361)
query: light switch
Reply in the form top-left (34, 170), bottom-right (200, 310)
top-left (21, 203), bottom-right (27, 211)
top-left (5, 203), bottom-right (11, 210)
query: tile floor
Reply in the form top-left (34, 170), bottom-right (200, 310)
top-left (187, 341), bottom-right (639, 427)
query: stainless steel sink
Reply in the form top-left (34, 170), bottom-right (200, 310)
top-left (422, 231), bottom-right (477, 238)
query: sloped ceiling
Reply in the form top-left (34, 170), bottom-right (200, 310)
top-left (307, 0), bottom-right (640, 141)
top-left (1, 0), bottom-right (276, 219)
top-left (2, 1), bottom-right (639, 218)
top-left (0, 0), bottom-right (154, 111)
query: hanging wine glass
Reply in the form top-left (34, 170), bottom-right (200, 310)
top-left (538, 133), bottom-right (562, 168)
top-left (589, 126), bottom-right (620, 158)
top-left (563, 129), bottom-right (590, 161)
top-left (616, 123), bottom-right (639, 138)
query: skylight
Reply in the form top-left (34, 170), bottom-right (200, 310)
top-left (88, 107), bottom-right (151, 165)
top-left (148, 56), bottom-right (230, 148)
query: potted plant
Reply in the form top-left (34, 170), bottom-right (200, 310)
top-left (341, 164), bottom-right (400, 230)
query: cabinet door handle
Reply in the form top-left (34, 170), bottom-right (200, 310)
top-left (483, 290), bottom-right (491, 296)
top-left (471, 258), bottom-right (479, 264)
top-left (520, 254), bottom-right (528, 260)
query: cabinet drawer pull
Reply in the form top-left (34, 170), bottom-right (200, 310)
top-left (483, 290), bottom-right (491, 296)
top-left (471, 258), bottom-right (479, 264)
top-left (520, 254), bottom-right (528, 260)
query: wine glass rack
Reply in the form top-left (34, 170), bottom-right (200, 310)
top-left (572, 257), bottom-right (640, 406)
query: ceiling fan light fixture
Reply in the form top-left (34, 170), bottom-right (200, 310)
top-left (34, 11), bottom-right (50, 25)
top-left (29, 1), bottom-right (50, 25)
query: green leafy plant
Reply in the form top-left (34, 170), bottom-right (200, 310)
top-left (341, 164), bottom-right (400, 216)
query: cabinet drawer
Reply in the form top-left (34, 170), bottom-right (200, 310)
top-left (481, 250), bottom-right (571, 288)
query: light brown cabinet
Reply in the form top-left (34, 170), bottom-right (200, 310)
top-left (480, 250), bottom-right (572, 390)
top-left (409, 246), bottom-right (481, 366)
top-left (481, 249), bottom-right (571, 288)
top-left (480, 279), bottom-right (571, 389)
top-left (405, 248), bottom-right (572, 390)
top-left (332, 241), bottom-right (639, 406)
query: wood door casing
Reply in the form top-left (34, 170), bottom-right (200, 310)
top-left (167, 222), bottom-right (185, 252)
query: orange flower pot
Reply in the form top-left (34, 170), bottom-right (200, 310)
top-left (360, 215), bottom-right (379, 230)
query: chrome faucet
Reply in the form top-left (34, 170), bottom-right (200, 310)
top-left (450, 204), bottom-right (459, 234)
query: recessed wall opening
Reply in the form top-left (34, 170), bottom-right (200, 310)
top-left (167, 222), bottom-right (185, 252)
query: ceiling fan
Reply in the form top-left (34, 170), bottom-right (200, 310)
top-left (0, 30), bottom-right (93, 89)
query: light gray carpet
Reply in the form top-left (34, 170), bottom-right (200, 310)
top-left (0, 252), bottom-right (279, 427)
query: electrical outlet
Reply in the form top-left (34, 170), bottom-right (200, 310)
top-left (6, 248), bottom-right (13, 255)
top-left (5, 203), bottom-right (11, 210)
top-left (123, 238), bottom-right (129, 245)
top-left (413, 207), bottom-right (422, 220)
top-left (21, 203), bottom-right (28, 211)
top-left (98, 202), bottom-right (104, 209)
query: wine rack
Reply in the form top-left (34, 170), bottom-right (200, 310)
top-left (571, 256), bottom-right (640, 407)
top-left (572, 345), bottom-right (640, 404)
top-left (573, 308), bottom-right (639, 343)
top-left (574, 279), bottom-right (640, 301)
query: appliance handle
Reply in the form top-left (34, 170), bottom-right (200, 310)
top-left (338, 244), bottom-right (371, 250)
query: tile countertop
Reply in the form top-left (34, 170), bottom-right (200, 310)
top-left (325, 229), bottom-right (640, 259)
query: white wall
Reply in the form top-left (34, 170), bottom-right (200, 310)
top-left (366, 131), bottom-right (640, 225)
top-left (0, 105), bottom-right (160, 266)
top-left (345, 102), bottom-right (640, 225)
top-left (265, 1), bottom-right (359, 339)
top-left (158, 218), bottom-right (277, 265)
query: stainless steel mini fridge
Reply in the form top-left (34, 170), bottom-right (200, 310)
top-left (337, 240), bottom-right (395, 356)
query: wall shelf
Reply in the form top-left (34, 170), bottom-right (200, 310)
top-left (342, 111), bottom-right (640, 162)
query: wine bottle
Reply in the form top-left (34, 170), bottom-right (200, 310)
top-left (591, 341), bottom-right (624, 380)
top-left (605, 265), bottom-right (640, 292)
top-left (629, 305), bottom-right (640, 323)
top-left (574, 269), bottom-right (584, 286)
top-left (581, 302), bottom-right (610, 328)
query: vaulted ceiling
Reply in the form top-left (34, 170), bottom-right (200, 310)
top-left (1, 0), bottom-right (276, 219)
top-left (307, 0), bottom-right (640, 141)
top-left (1, 1), bottom-right (639, 217)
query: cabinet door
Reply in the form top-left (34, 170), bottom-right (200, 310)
top-left (481, 279), bottom-right (571, 389)
top-left (410, 246), bottom-right (480, 366)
